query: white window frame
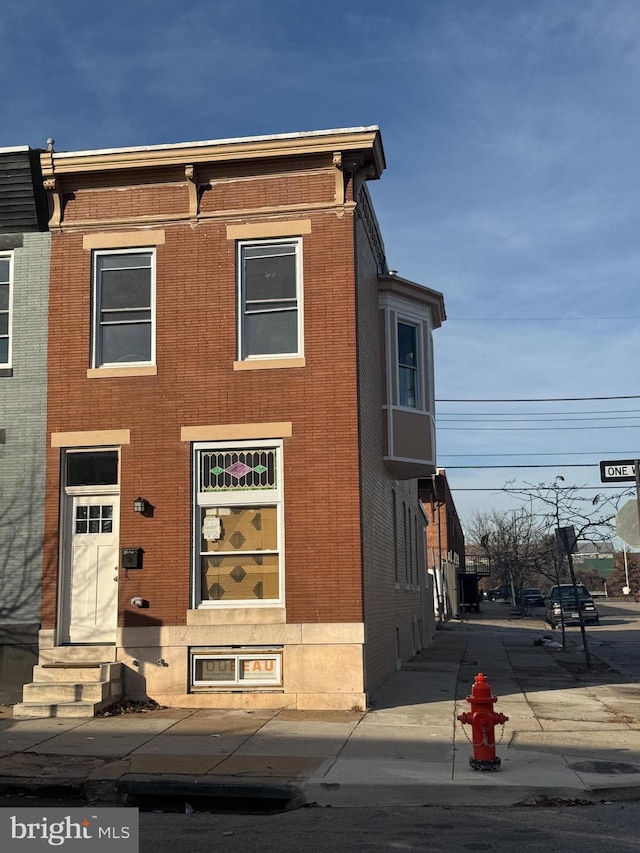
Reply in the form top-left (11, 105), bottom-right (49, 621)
top-left (191, 649), bottom-right (283, 688)
top-left (237, 238), bottom-right (304, 361)
top-left (396, 318), bottom-right (422, 409)
top-left (192, 439), bottom-right (285, 608)
top-left (91, 248), bottom-right (156, 368)
top-left (0, 252), bottom-right (13, 367)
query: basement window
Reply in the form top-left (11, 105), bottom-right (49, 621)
top-left (191, 649), bottom-right (282, 689)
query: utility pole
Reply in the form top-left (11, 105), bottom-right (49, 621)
top-left (556, 526), bottom-right (591, 671)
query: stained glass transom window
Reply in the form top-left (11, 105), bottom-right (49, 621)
top-left (200, 448), bottom-right (277, 492)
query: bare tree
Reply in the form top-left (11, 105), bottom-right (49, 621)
top-left (505, 477), bottom-right (620, 549)
top-left (500, 477), bottom-right (624, 666)
top-left (466, 508), bottom-right (550, 601)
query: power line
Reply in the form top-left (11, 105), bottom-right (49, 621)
top-left (438, 451), bottom-right (638, 458)
top-left (448, 317), bottom-right (640, 321)
top-left (436, 395), bottom-right (640, 402)
top-left (437, 409), bottom-right (640, 416)
top-left (437, 415), bottom-right (640, 423)
top-left (444, 463), bottom-right (596, 469)
top-left (438, 424), bottom-right (640, 431)
top-left (452, 485), bottom-right (629, 491)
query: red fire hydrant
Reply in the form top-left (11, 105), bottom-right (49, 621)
top-left (457, 672), bottom-right (508, 771)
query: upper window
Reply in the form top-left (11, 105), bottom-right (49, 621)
top-left (92, 250), bottom-right (155, 367)
top-left (397, 321), bottom-right (420, 408)
top-left (237, 239), bottom-right (303, 360)
top-left (0, 253), bottom-right (13, 366)
top-left (193, 442), bottom-right (284, 607)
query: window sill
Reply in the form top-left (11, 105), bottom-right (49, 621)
top-left (233, 357), bottom-right (305, 371)
top-left (87, 365), bottom-right (158, 379)
top-left (190, 687), bottom-right (284, 693)
top-left (0, 368), bottom-right (13, 377)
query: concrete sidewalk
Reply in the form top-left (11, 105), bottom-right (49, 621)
top-left (1, 604), bottom-right (639, 808)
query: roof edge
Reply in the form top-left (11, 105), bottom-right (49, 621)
top-left (42, 126), bottom-right (385, 180)
top-left (52, 126), bottom-right (381, 159)
top-left (378, 273), bottom-right (447, 327)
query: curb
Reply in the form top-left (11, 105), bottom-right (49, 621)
top-left (0, 774), bottom-right (307, 811)
top-left (0, 777), bottom-right (86, 800)
top-left (117, 774), bottom-right (306, 810)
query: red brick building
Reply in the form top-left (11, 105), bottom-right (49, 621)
top-left (18, 127), bottom-right (445, 714)
top-left (419, 470), bottom-right (465, 620)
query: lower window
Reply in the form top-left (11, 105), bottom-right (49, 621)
top-left (193, 442), bottom-right (284, 607)
top-left (191, 649), bottom-right (283, 688)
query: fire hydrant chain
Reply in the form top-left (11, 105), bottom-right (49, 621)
top-left (459, 720), bottom-right (506, 747)
top-left (456, 672), bottom-right (509, 771)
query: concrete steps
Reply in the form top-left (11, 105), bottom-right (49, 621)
top-left (13, 661), bottom-right (123, 718)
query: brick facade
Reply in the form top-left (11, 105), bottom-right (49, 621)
top-left (419, 470), bottom-right (466, 620)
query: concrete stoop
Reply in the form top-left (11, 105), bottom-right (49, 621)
top-left (13, 661), bottom-right (123, 718)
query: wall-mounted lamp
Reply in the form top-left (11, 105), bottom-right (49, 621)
top-left (133, 497), bottom-right (148, 514)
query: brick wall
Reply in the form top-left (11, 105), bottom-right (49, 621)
top-left (422, 474), bottom-right (464, 619)
top-left (354, 196), bottom-right (429, 695)
top-left (42, 170), bottom-right (365, 631)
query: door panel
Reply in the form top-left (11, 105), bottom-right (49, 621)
top-left (62, 495), bottom-right (119, 644)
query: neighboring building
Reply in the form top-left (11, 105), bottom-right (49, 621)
top-left (17, 127), bottom-right (445, 716)
top-left (573, 541), bottom-right (615, 583)
top-left (418, 469), bottom-right (465, 620)
top-left (0, 146), bottom-right (50, 701)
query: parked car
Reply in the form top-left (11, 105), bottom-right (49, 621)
top-left (458, 573), bottom-right (481, 613)
top-left (487, 585), bottom-right (510, 601)
top-left (545, 583), bottom-right (600, 628)
top-left (517, 587), bottom-right (545, 607)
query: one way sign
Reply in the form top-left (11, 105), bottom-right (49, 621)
top-left (599, 459), bottom-right (639, 482)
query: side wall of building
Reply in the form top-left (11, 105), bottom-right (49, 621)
top-left (355, 188), bottom-right (434, 696)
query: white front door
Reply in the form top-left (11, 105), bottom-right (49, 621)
top-left (62, 495), bottom-right (120, 644)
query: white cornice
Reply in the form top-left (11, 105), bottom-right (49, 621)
top-left (43, 127), bottom-right (386, 178)
top-left (378, 274), bottom-right (447, 327)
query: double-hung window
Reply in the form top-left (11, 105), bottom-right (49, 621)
top-left (238, 239), bottom-right (302, 360)
top-left (92, 250), bottom-right (155, 367)
top-left (397, 321), bottom-right (420, 408)
top-left (0, 253), bottom-right (13, 367)
top-left (193, 441), bottom-right (284, 607)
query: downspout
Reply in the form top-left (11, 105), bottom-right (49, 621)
top-left (432, 473), bottom-right (446, 621)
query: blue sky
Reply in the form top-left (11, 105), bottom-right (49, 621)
top-left (3, 0), bottom-right (640, 531)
